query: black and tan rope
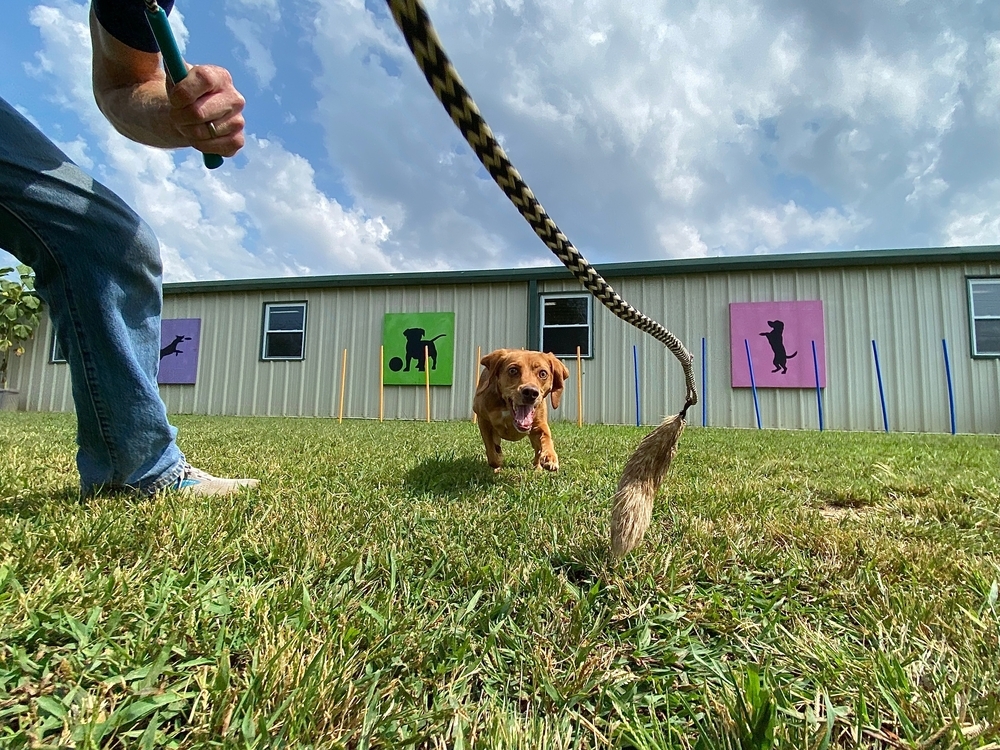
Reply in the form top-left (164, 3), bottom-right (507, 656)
top-left (386, 0), bottom-right (697, 414)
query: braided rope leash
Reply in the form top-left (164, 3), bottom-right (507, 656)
top-left (388, 0), bottom-right (696, 555)
top-left (385, 0), bottom-right (697, 415)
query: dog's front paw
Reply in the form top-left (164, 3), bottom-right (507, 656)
top-left (536, 452), bottom-right (559, 472)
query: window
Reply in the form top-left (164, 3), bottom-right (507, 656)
top-left (261, 302), bottom-right (307, 360)
top-left (50, 330), bottom-right (67, 363)
top-left (969, 278), bottom-right (1000, 357)
top-left (540, 293), bottom-right (592, 357)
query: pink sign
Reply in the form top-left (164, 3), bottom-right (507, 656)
top-left (730, 302), bottom-right (826, 388)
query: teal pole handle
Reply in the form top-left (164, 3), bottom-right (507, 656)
top-left (144, 5), bottom-right (224, 169)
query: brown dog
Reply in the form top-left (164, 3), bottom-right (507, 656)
top-left (473, 348), bottom-right (570, 471)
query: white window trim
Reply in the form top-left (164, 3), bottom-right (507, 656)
top-left (50, 330), bottom-right (66, 363)
top-left (261, 301), bottom-right (307, 361)
top-left (540, 292), bottom-right (593, 358)
top-left (968, 278), bottom-right (1000, 358)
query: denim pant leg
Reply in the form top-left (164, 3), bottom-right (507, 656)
top-left (0, 97), bottom-right (185, 495)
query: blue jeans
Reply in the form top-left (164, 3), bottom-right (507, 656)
top-left (0, 96), bottom-right (185, 495)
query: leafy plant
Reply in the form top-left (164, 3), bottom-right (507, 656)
top-left (725, 665), bottom-right (777, 750)
top-left (0, 264), bottom-right (42, 389)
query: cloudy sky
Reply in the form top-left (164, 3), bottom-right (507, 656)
top-left (1, 0), bottom-right (998, 282)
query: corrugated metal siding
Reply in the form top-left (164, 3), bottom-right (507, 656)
top-left (540, 261), bottom-right (1000, 433)
top-left (11, 316), bottom-right (73, 413)
top-left (152, 282), bottom-right (528, 420)
top-left (9, 260), bottom-right (1000, 433)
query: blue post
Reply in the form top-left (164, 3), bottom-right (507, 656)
top-left (942, 339), bottom-right (956, 435)
top-left (701, 337), bottom-right (707, 428)
top-left (812, 340), bottom-right (824, 431)
top-left (633, 344), bottom-right (641, 427)
top-left (872, 340), bottom-right (889, 432)
top-left (745, 338), bottom-right (761, 429)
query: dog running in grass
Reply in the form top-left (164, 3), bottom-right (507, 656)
top-left (473, 348), bottom-right (570, 472)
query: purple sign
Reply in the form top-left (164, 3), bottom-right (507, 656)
top-left (158, 318), bottom-right (201, 385)
top-left (730, 302), bottom-right (826, 388)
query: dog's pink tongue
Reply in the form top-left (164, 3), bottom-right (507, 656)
top-left (514, 404), bottom-right (535, 430)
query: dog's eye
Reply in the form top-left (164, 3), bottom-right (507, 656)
top-left (507, 366), bottom-right (519, 376)
top-left (538, 370), bottom-right (548, 379)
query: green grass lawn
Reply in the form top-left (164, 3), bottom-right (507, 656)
top-left (1, 412), bottom-right (999, 749)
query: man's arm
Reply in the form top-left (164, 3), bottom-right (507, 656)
top-left (89, 4), bottom-right (245, 156)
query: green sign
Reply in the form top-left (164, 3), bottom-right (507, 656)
top-left (382, 312), bottom-right (455, 386)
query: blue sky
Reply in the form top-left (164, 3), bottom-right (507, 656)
top-left (2, 0), bottom-right (999, 282)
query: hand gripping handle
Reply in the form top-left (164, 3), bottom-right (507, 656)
top-left (144, 4), bottom-right (224, 169)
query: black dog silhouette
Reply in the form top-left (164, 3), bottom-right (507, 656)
top-left (160, 334), bottom-right (191, 360)
top-left (759, 320), bottom-right (797, 374)
top-left (402, 328), bottom-right (446, 371)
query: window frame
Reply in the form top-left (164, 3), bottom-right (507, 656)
top-left (49, 329), bottom-right (67, 364)
top-left (967, 277), bottom-right (1000, 358)
top-left (539, 292), bottom-right (593, 359)
top-left (260, 301), bottom-right (308, 361)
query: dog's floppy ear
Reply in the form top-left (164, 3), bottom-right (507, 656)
top-left (480, 348), bottom-right (509, 373)
top-left (546, 353), bottom-right (570, 409)
top-left (477, 349), bottom-right (509, 397)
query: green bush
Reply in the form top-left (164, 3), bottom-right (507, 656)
top-left (0, 264), bottom-right (42, 389)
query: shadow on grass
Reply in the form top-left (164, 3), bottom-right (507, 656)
top-left (550, 539), bottom-right (611, 585)
top-left (0, 486), bottom-right (80, 517)
top-left (404, 454), bottom-right (498, 499)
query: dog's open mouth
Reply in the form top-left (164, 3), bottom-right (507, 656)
top-left (510, 401), bottom-right (536, 432)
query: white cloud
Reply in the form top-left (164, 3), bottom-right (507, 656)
top-left (656, 221), bottom-right (710, 258)
top-left (25, 4), bottom-right (94, 110)
top-left (52, 136), bottom-right (93, 168)
top-left (943, 183), bottom-right (1000, 247)
top-left (310, 0), bottom-right (882, 266)
top-left (978, 35), bottom-right (1000, 120)
top-left (226, 17), bottom-right (277, 89)
top-left (166, 6), bottom-right (189, 53)
top-left (304, 0), bottom-right (998, 265)
top-left (236, 138), bottom-right (393, 275)
top-left (715, 201), bottom-right (868, 254)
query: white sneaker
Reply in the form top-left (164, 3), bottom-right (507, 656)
top-left (171, 463), bottom-right (259, 496)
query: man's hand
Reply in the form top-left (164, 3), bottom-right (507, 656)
top-left (90, 5), bottom-right (245, 157)
top-left (166, 65), bottom-right (245, 157)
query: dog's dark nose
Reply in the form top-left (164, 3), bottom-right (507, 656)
top-left (520, 386), bottom-right (540, 402)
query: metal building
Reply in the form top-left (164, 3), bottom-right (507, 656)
top-left (8, 245), bottom-right (1000, 434)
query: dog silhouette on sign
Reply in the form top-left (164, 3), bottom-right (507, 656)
top-left (760, 320), bottom-right (797, 374)
top-left (402, 328), bottom-right (446, 372)
top-left (160, 334), bottom-right (192, 360)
